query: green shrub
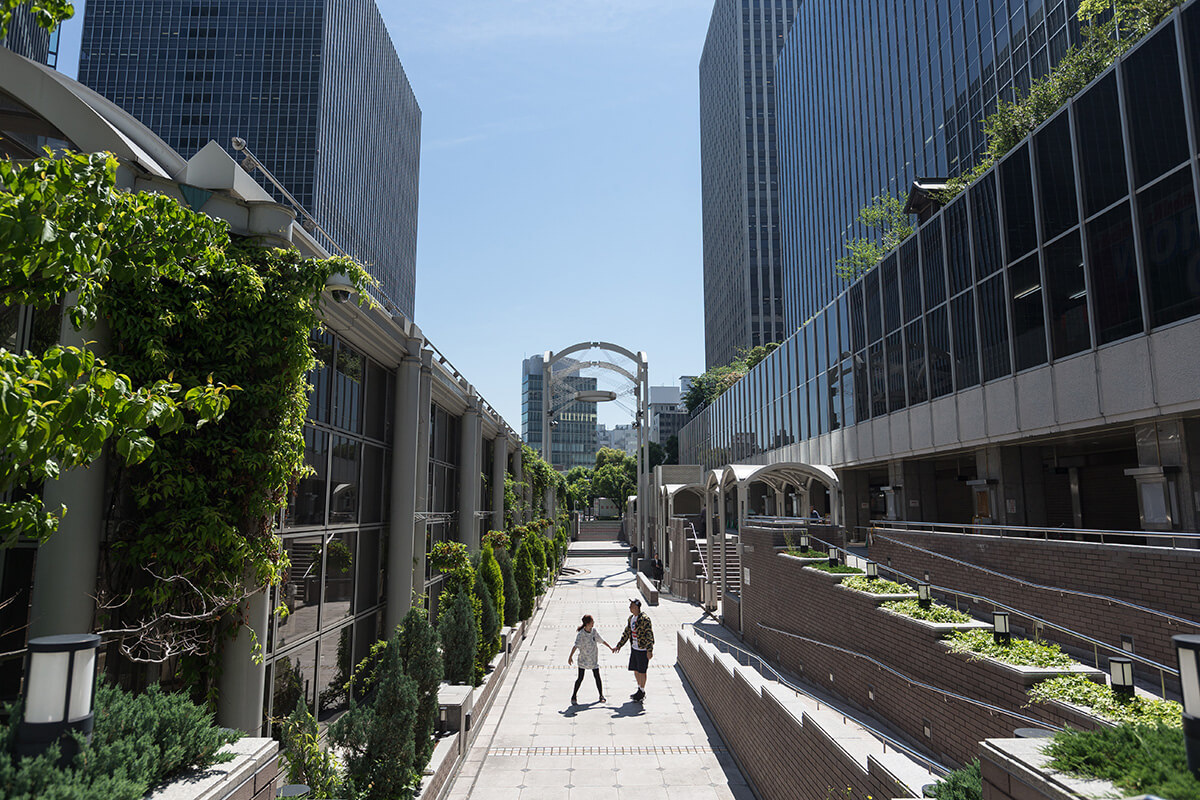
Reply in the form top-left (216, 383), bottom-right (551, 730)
top-left (806, 563), bottom-right (863, 574)
top-left (280, 697), bottom-right (341, 798)
top-left (439, 588), bottom-right (478, 685)
top-left (784, 548), bottom-right (829, 559)
top-left (529, 534), bottom-right (547, 591)
top-left (1045, 723), bottom-right (1200, 800)
top-left (330, 634), bottom-right (419, 800)
top-left (496, 547), bottom-right (521, 627)
top-left (0, 682), bottom-right (239, 800)
top-left (473, 569), bottom-right (500, 680)
top-left (841, 575), bottom-right (913, 594)
top-left (515, 540), bottom-right (536, 619)
top-left (1029, 673), bottom-right (1182, 726)
top-left (479, 545), bottom-right (505, 630)
top-left (929, 759), bottom-right (981, 800)
top-left (882, 599), bottom-right (973, 624)
top-left (398, 606), bottom-right (443, 772)
top-left (946, 628), bottom-right (1074, 668)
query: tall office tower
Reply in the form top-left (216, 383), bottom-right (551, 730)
top-left (521, 356), bottom-right (599, 472)
top-left (1, 4), bottom-right (57, 65)
top-left (778, 0), bottom-right (1081, 330)
top-left (78, 0), bottom-right (420, 319)
top-left (699, 0), bottom-right (800, 369)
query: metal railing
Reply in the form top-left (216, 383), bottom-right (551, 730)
top-left (683, 622), bottom-right (950, 778)
top-left (869, 519), bottom-right (1200, 550)
top-left (686, 522), bottom-right (710, 582)
top-left (792, 534), bottom-right (1180, 696)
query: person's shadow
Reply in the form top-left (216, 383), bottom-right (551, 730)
top-left (610, 701), bottom-right (645, 718)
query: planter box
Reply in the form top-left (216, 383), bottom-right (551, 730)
top-left (147, 738), bottom-right (278, 800)
top-left (415, 734), bottom-right (460, 800)
top-left (438, 683), bottom-right (474, 750)
top-left (980, 736), bottom-right (1122, 800)
top-left (877, 606), bottom-right (992, 634)
top-left (836, 584), bottom-right (920, 603)
top-left (935, 641), bottom-right (1106, 689)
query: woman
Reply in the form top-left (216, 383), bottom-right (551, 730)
top-left (568, 614), bottom-right (613, 704)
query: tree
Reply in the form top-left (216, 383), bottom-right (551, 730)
top-left (0, 1), bottom-right (73, 40)
top-left (834, 194), bottom-right (914, 282)
top-left (528, 533), bottom-right (547, 592)
top-left (682, 343), bottom-right (780, 414)
top-left (514, 540), bottom-right (536, 620)
top-left (437, 589), bottom-right (477, 685)
top-left (496, 547), bottom-right (521, 627)
top-left (472, 567), bottom-right (500, 678)
top-left (329, 634), bottom-right (419, 800)
top-left (563, 465), bottom-right (594, 511)
top-left (477, 544), bottom-right (504, 634)
top-left (397, 606), bottom-right (442, 772)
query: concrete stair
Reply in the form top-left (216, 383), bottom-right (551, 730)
top-left (577, 520), bottom-right (622, 541)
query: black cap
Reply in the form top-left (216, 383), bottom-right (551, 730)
top-left (630, 598), bottom-right (642, 607)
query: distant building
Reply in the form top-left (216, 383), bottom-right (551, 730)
top-left (597, 424), bottom-right (638, 458)
top-left (1, 4), bottom-right (57, 65)
top-left (649, 384), bottom-right (686, 445)
top-left (522, 356), bottom-right (598, 471)
top-left (78, 0), bottom-right (420, 318)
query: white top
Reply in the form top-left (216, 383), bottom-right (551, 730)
top-left (629, 614), bottom-right (644, 651)
top-left (574, 628), bottom-right (603, 669)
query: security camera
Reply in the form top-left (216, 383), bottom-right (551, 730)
top-left (324, 273), bottom-right (354, 304)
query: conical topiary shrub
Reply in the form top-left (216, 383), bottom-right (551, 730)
top-left (398, 606), bottom-right (442, 772)
top-left (438, 588), bottom-right (478, 685)
top-left (515, 540), bottom-right (536, 620)
top-left (496, 547), bottom-right (520, 627)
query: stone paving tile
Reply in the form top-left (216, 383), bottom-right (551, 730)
top-left (444, 555), bottom-right (751, 798)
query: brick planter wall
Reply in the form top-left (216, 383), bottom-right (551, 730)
top-left (868, 528), bottom-right (1200, 670)
top-left (148, 738), bottom-right (278, 800)
top-left (738, 526), bottom-right (1105, 766)
top-left (678, 631), bottom-right (926, 800)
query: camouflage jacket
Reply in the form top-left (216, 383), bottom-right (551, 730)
top-left (616, 611), bottom-right (654, 652)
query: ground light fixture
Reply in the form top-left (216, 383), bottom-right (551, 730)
top-left (865, 562), bottom-right (879, 580)
top-left (1173, 634), bottom-right (1200, 777)
top-left (992, 612), bottom-right (1011, 646)
top-left (827, 546), bottom-right (839, 567)
top-left (917, 583), bottom-right (931, 608)
top-left (16, 633), bottom-right (101, 765)
top-left (798, 534), bottom-right (809, 550)
top-left (1108, 656), bottom-right (1134, 700)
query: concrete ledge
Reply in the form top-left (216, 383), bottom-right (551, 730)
top-left (147, 737), bottom-right (278, 800)
top-left (637, 572), bottom-right (659, 605)
top-left (415, 734), bottom-right (460, 800)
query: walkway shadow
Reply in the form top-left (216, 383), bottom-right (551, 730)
top-left (674, 664), bottom-right (749, 787)
top-left (558, 701), bottom-right (606, 718)
top-left (609, 700), bottom-right (646, 718)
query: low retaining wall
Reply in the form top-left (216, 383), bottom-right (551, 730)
top-left (869, 528), bottom-right (1200, 670)
top-left (738, 526), bottom-right (1106, 766)
top-left (678, 629), bottom-right (932, 800)
top-left (149, 738), bottom-right (278, 800)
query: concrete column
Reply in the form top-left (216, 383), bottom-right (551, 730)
top-left (217, 587), bottom-right (268, 732)
top-left (513, 446), bottom-right (525, 524)
top-left (459, 399), bottom-right (482, 551)
top-left (29, 308), bottom-right (104, 638)
top-left (413, 352), bottom-right (433, 597)
top-left (898, 460), bottom-right (938, 522)
top-left (491, 437), bottom-right (508, 533)
top-left (385, 351), bottom-right (422, 633)
top-left (717, 486), bottom-right (727, 609)
top-left (839, 470), bottom-right (871, 535)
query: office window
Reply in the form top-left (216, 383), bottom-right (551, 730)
top-left (853, 351), bottom-right (870, 423)
top-left (1001, 144), bottom-right (1037, 259)
top-left (951, 292), bottom-right (980, 389)
top-left (946, 198), bottom-right (972, 296)
top-left (1035, 112), bottom-right (1078, 241)
top-left (977, 274), bottom-right (1012, 381)
top-left (926, 305), bottom-right (954, 399)
top-left (971, 173), bottom-right (1003, 279)
top-left (921, 218), bottom-right (946, 308)
top-left (1139, 167), bottom-right (1200, 327)
top-left (1123, 24), bottom-right (1188, 187)
top-left (849, 283), bottom-right (866, 352)
top-left (869, 341), bottom-right (887, 417)
top-left (866, 270), bottom-right (883, 343)
top-left (882, 255), bottom-right (901, 333)
top-left (886, 331), bottom-right (906, 412)
top-left (1086, 202), bottom-right (1142, 344)
top-left (900, 238), bottom-right (922, 321)
top-left (905, 319), bottom-right (928, 405)
top-left (1045, 232), bottom-right (1090, 358)
top-left (1009, 253), bottom-right (1049, 370)
top-left (1074, 73), bottom-right (1128, 216)
top-left (839, 358), bottom-right (856, 428)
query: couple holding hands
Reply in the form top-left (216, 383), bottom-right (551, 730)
top-left (568, 598), bottom-right (655, 705)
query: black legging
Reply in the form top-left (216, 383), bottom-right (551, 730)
top-left (573, 667), bottom-right (603, 697)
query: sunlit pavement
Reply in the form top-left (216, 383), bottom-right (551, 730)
top-left (444, 555), bottom-right (755, 800)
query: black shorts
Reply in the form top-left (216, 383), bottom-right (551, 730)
top-left (628, 648), bottom-right (649, 673)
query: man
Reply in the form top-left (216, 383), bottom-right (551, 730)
top-left (614, 597), bottom-right (654, 702)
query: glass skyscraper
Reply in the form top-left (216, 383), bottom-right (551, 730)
top-left (700, 0), bottom-right (801, 369)
top-left (78, 0), bottom-right (420, 319)
top-left (778, 0), bottom-right (1082, 331)
top-left (1, 4), bottom-right (57, 65)
top-left (521, 356), bottom-right (599, 472)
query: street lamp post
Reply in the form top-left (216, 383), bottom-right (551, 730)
top-left (16, 633), bottom-right (102, 766)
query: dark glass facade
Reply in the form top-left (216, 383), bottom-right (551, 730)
top-left (778, 0), bottom-right (1082, 332)
top-left (681, 8), bottom-right (1200, 469)
top-left (521, 357), bottom-right (598, 472)
top-left (270, 331), bottom-right (393, 730)
top-left (700, 0), bottom-right (800, 369)
top-left (78, 0), bottom-right (420, 318)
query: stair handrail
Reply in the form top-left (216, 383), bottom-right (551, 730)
top-left (686, 522), bottom-right (709, 581)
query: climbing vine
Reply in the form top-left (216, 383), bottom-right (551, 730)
top-left (1, 151), bottom-right (372, 695)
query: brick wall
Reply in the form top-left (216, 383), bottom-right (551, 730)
top-left (868, 528), bottom-right (1200, 670)
top-left (678, 631), bottom-right (922, 800)
top-left (736, 526), bottom-right (1105, 767)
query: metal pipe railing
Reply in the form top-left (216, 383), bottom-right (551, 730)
top-left (869, 519), bottom-right (1200, 549)
top-left (683, 622), bottom-right (950, 778)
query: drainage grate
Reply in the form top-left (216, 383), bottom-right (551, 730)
top-left (488, 745), bottom-right (726, 756)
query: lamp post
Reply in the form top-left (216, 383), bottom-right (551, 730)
top-left (798, 534), bottom-right (809, 551)
top-left (1108, 656), bottom-right (1134, 700)
top-left (917, 583), bottom-right (931, 609)
top-left (992, 612), bottom-right (1011, 646)
top-left (1173, 634), bottom-right (1200, 777)
top-left (16, 634), bottom-right (101, 766)
top-left (865, 562), bottom-right (879, 580)
top-left (827, 546), bottom-right (839, 567)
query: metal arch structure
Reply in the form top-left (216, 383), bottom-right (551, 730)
top-left (541, 342), bottom-right (650, 559)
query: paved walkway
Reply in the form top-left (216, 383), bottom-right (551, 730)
top-left (445, 555), bottom-right (754, 800)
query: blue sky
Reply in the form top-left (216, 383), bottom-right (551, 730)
top-left (58, 1), bottom-right (713, 432)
